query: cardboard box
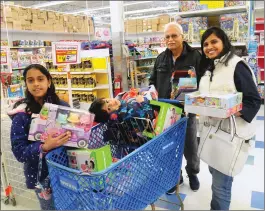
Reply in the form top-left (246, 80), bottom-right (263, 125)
top-left (32, 18), bottom-right (45, 25)
top-left (137, 25), bottom-right (143, 33)
top-left (136, 19), bottom-right (143, 25)
top-left (159, 15), bottom-right (170, 24)
top-left (11, 11), bottom-right (19, 20)
top-left (48, 11), bottom-right (56, 19)
top-left (127, 19), bottom-right (137, 25)
top-left (13, 21), bottom-right (22, 30)
top-left (4, 7), bottom-right (12, 18)
top-left (158, 24), bottom-right (166, 32)
top-left (151, 18), bottom-right (160, 25)
top-left (152, 24), bottom-right (158, 31)
top-left (126, 25), bottom-right (137, 33)
top-left (6, 22), bottom-right (13, 29)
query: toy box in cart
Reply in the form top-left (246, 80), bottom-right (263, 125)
top-left (184, 91), bottom-right (242, 118)
top-left (28, 103), bottom-right (95, 148)
top-left (67, 145), bottom-right (112, 173)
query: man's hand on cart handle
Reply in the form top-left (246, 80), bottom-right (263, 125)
top-left (42, 131), bottom-right (71, 152)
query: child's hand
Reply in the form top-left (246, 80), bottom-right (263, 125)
top-left (42, 131), bottom-right (71, 152)
top-left (136, 95), bottom-right (144, 103)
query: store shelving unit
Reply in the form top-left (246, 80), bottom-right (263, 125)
top-left (52, 48), bottom-right (113, 109)
top-left (1, 28), bottom-right (92, 36)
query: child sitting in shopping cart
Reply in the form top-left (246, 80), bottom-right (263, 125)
top-left (89, 85), bottom-right (158, 123)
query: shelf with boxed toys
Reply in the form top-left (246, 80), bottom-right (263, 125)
top-left (184, 92), bottom-right (243, 118)
top-left (52, 49), bottom-right (112, 108)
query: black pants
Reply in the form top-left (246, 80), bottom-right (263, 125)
top-left (183, 113), bottom-right (200, 176)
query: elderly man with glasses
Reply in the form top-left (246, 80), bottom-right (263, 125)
top-left (149, 22), bottom-right (201, 194)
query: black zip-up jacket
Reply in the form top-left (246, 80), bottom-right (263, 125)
top-left (149, 42), bottom-right (201, 99)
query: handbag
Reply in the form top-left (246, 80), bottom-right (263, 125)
top-left (198, 115), bottom-right (251, 177)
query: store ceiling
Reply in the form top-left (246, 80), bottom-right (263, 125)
top-left (4, 1), bottom-right (179, 21)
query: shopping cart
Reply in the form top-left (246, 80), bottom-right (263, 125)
top-left (46, 114), bottom-right (187, 210)
top-left (1, 151), bottom-right (16, 206)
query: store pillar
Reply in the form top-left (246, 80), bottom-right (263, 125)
top-left (110, 1), bottom-right (129, 92)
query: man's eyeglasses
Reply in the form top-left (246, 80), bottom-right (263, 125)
top-left (165, 34), bottom-right (181, 40)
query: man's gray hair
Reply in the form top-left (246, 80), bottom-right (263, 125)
top-left (164, 22), bottom-right (184, 35)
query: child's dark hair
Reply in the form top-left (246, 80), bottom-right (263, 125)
top-left (13, 64), bottom-right (60, 113)
top-left (89, 98), bottom-right (110, 123)
top-left (198, 27), bottom-right (235, 79)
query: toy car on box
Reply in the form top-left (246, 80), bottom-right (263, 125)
top-left (28, 103), bottom-right (95, 148)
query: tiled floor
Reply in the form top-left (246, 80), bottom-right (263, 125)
top-left (2, 106), bottom-right (264, 210)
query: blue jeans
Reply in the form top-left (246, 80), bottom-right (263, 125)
top-left (209, 166), bottom-right (234, 210)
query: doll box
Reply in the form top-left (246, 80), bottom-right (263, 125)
top-left (185, 103), bottom-right (242, 118)
top-left (185, 91), bottom-right (242, 109)
top-left (150, 100), bottom-right (183, 136)
top-left (28, 103), bottom-right (95, 148)
top-left (185, 92), bottom-right (243, 118)
top-left (67, 145), bottom-right (112, 173)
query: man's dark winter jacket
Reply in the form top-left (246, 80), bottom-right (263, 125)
top-left (149, 41), bottom-right (201, 98)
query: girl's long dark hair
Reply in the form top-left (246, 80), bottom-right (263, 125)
top-left (14, 64), bottom-right (60, 114)
top-left (198, 27), bottom-right (235, 80)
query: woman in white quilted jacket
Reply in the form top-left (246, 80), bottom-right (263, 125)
top-left (198, 27), bottom-right (261, 210)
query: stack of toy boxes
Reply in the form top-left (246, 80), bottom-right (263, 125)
top-left (184, 92), bottom-right (243, 118)
top-left (220, 13), bottom-right (248, 42)
top-left (176, 16), bottom-right (208, 43)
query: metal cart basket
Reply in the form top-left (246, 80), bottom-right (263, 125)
top-left (46, 115), bottom-right (187, 210)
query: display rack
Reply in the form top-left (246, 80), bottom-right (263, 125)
top-left (51, 48), bottom-right (113, 110)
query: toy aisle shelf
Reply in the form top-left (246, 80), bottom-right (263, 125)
top-left (9, 46), bottom-right (52, 49)
top-left (56, 84), bottom-right (109, 91)
top-left (176, 5), bottom-right (247, 17)
top-left (1, 28), bottom-right (92, 36)
top-left (55, 48), bottom-right (113, 109)
top-left (50, 70), bottom-right (108, 75)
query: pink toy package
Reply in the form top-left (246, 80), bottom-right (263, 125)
top-left (28, 103), bottom-right (95, 148)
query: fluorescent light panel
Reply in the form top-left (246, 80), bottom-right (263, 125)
top-left (68, 1), bottom-right (152, 15)
top-left (32, 1), bottom-right (74, 9)
top-left (95, 6), bottom-right (178, 18)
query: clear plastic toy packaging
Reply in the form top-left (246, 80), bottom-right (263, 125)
top-left (28, 103), bottom-right (95, 148)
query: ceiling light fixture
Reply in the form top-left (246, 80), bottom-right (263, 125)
top-left (95, 6), bottom-right (177, 18)
top-left (68, 1), bottom-right (152, 15)
top-left (31, 1), bottom-right (74, 9)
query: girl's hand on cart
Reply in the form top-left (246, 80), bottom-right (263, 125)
top-left (42, 131), bottom-right (71, 152)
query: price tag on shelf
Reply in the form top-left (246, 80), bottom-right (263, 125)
top-left (52, 42), bottom-right (81, 65)
top-left (1, 46), bottom-right (9, 65)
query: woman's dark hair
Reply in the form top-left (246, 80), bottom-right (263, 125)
top-left (14, 64), bottom-right (60, 113)
top-left (198, 27), bottom-right (235, 80)
top-left (89, 98), bottom-right (110, 123)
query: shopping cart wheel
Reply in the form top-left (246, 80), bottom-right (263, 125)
top-left (11, 197), bottom-right (16, 206)
top-left (3, 197), bottom-right (9, 205)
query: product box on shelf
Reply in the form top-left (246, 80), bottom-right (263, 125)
top-left (81, 57), bottom-right (93, 71)
top-left (184, 91), bottom-right (243, 118)
top-left (28, 103), bottom-right (95, 148)
top-left (159, 15), bottom-right (170, 24)
top-left (220, 13), bottom-right (248, 42)
top-left (176, 16), bottom-right (208, 43)
top-left (67, 145), bottom-right (112, 173)
top-left (224, 0), bottom-right (245, 7)
top-left (180, 0), bottom-right (208, 12)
